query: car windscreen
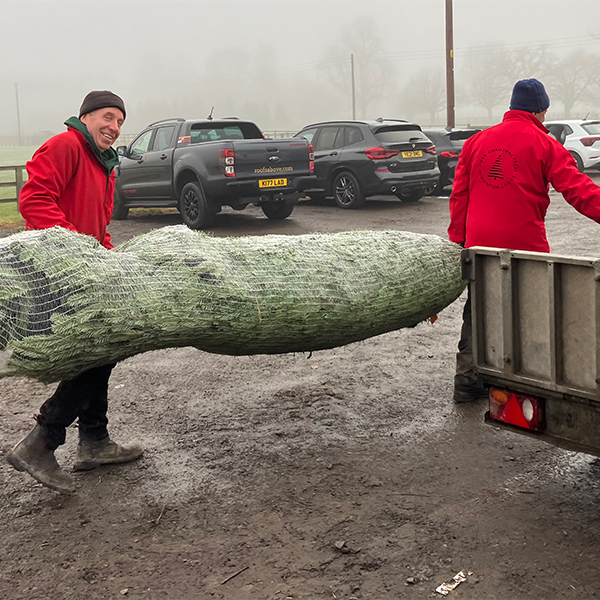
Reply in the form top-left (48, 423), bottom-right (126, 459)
top-left (189, 122), bottom-right (263, 143)
top-left (374, 126), bottom-right (429, 144)
top-left (582, 122), bottom-right (600, 135)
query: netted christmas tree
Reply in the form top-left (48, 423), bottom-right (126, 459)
top-left (0, 225), bottom-right (466, 382)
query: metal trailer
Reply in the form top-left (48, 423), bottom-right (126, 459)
top-left (463, 246), bottom-right (600, 456)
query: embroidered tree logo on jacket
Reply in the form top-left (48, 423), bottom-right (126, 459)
top-left (478, 148), bottom-right (518, 189)
top-left (488, 155), bottom-right (504, 180)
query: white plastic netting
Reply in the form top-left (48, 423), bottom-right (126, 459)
top-left (0, 225), bottom-right (466, 382)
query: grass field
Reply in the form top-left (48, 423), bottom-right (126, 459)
top-left (0, 147), bottom-right (35, 226)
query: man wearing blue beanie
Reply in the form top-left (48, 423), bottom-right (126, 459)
top-left (509, 78), bottom-right (550, 113)
top-left (448, 78), bottom-right (600, 403)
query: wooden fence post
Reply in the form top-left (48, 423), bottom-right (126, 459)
top-left (15, 166), bottom-right (24, 210)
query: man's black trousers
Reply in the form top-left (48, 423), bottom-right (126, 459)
top-left (37, 363), bottom-right (116, 450)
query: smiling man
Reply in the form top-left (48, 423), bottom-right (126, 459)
top-left (18, 91), bottom-right (125, 247)
top-left (9, 91), bottom-right (144, 493)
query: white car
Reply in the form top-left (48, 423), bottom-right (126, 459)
top-left (545, 119), bottom-right (600, 172)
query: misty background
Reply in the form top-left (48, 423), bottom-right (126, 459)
top-left (2, 0), bottom-right (600, 143)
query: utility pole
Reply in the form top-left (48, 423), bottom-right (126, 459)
top-left (351, 53), bottom-right (356, 120)
top-left (15, 82), bottom-right (22, 146)
top-left (445, 0), bottom-right (455, 129)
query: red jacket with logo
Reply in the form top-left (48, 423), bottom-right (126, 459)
top-left (19, 128), bottom-right (115, 249)
top-left (448, 110), bottom-right (600, 252)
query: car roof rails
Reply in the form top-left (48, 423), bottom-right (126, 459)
top-left (147, 118), bottom-right (186, 127)
top-left (375, 117), bottom-right (408, 123)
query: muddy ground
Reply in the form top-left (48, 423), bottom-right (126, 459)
top-left (1, 180), bottom-right (600, 600)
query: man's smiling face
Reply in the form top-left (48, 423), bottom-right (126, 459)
top-left (80, 107), bottom-right (125, 151)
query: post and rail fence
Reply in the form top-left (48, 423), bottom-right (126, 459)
top-left (0, 165), bottom-right (26, 206)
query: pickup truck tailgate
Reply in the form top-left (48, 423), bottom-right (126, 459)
top-left (232, 139), bottom-right (310, 181)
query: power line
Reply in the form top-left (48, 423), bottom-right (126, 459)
top-left (178, 32), bottom-right (600, 87)
top-left (377, 32), bottom-right (600, 61)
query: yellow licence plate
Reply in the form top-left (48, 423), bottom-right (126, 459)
top-left (259, 178), bottom-right (287, 188)
top-left (401, 150), bottom-right (423, 158)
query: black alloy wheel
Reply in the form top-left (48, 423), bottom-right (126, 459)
top-left (179, 181), bottom-right (215, 230)
top-left (261, 199), bottom-right (295, 220)
top-left (332, 171), bottom-right (365, 209)
top-left (112, 188), bottom-right (129, 220)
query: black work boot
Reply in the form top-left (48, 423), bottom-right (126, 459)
top-left (6, 424), bottom-right (75, 493)
top-left (73, 435), bottom-right (144, 471)
top-left (453, 375), bottom-right (489, 404)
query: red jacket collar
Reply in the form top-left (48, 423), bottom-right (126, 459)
top-left (502, 110), bottom-right (549, 133)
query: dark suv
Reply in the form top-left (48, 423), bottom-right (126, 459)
top-left (294, 119), bottom-right (440, 208)
top-left (422, 128), bottom-right (481, 195)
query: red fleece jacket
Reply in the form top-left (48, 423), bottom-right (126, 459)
top-left (448, 110), bottom-right (600, 252)
top-left (19, 128), bottom-right (115, 249)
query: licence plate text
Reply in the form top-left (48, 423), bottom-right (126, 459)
top-left (259, 178), bottom-right (287, 188)
top-left (401, 150), bottom-right (423, 158)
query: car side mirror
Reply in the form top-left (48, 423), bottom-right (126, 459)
top-left (116, 145), bottom-right (127, 156)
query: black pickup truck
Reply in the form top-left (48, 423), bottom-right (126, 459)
top-left (113, 118), bottom-right (316, 229)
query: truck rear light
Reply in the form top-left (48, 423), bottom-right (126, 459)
top-left (219, 148), bottom-right (236, 177)
top-left (440, 150), bottom-right (460, 158)
top-left (489, 387), bottom-right (545, 432)
top-left (365, 147), bottom-right (399, 160)
top-left (308, 144), bottom-right (314, 172)
top-left (580, 136), bottom-right (600, 146)
top-left (424, 145), bottom-right (437, 155)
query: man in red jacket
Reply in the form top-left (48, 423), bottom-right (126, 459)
top-left (449, 78), bottom-right (600, 403)
top-left (7, 91), bottom-right (144, 492)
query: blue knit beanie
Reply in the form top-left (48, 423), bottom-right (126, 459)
top-left (509, 79), bottom-right (550, 113)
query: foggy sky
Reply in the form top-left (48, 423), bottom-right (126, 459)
top-left (2, 0), bottom-right (600, 136)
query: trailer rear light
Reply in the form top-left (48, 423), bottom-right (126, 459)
top-left (365, 147), bottom-right (399, 160)
top-left (219, 148), bottom-right (236, 177)
top-left (308, 144), bottom-right (314, 172)
top-left (580, 136), bottom-right (600, 146)
top-left (489, 387), bottom-right (545, 432)
top-left (424, 145), bottom-right (437, 155)
top-left (440, 150), bottom-right (460, 158)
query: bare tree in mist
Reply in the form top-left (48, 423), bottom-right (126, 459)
top-left (546, 50), bottom-right (600, 118)
top-left (463, 47), bottom-right (511, 122)
top-left (462, 45), bottom-right (600, 121)
top-left (502, 46), bottom-right (554, 84)
top-left (400, 69), bottom-right (445, 125)
top-left (461, 45), bottom-right (553, 124)
top-left (322, 18), bottom-right (395, 119)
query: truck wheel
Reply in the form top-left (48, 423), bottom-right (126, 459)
top-left (262, 199), bottom-right (294, 220)
top-left (112, 188), bottom-right (129, 220)
top-left (332, 172), bottom-right (365, 209)
top-left (180, 182), bottom-right (215, 230)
